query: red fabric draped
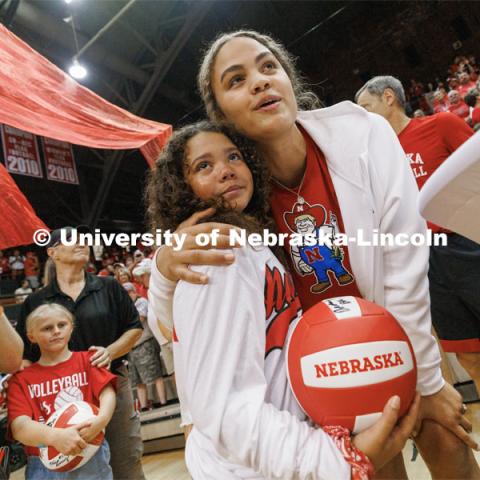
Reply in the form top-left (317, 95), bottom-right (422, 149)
top-left (0, 24), bottom-right (172, 167)
top-left (0, 163), bottom-right (48, 249)
top-left (0, 25), bottom-right (172, 249)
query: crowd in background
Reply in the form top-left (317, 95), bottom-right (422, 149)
top-left (405, 55), bottom-right (480, 129)
top-left (0, 245), bottom-right (152, 298)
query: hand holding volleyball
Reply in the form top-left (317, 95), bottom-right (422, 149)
top-left (352, 392), bottom-right (421, 470)
top-left (287, 296), bottom-right (417, 433)
top-left (40, 401), bottom-right (105, 472)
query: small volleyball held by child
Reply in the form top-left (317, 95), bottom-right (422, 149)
top-left (7, 303), bottom-right (117, 480)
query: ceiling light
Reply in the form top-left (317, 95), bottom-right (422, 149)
top-left (68, 59), bottom-right (87, 79)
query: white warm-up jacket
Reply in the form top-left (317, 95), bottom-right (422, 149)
top-left (295, 102), bottom-right (443, 395)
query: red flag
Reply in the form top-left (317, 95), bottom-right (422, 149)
top-left (0, 163), bottom-right (48, 249)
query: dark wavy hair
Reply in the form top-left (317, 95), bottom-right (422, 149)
top-left (198, 30), bottom-right (320, 123)
top-left (146, 121), bottom-right (279, 247)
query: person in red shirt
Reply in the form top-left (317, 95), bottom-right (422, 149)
top-left (24, 252), bottom-right (40, 290)
top-left (448, 89), bottom-right (470, 120)
top-left (448, 76), bottom-right (460, 91)
top-left (132, 260), bottom-right (150, 299)
top-left (8, 303), bottom-right (116, 479)
top-left (432, 88), bottom-right (450, 114)
top-left (457, 72), bottom-right (477, 99)
top-left (0, 251), bottom-right (10, 277)
top-left (356, 76), bottom-right (480, 393)
top-left (464, 89), bottom-right (480, 130)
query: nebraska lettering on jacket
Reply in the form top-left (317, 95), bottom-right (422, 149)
top-left (264, 265), bottom-right (301, 356)
top-left (27, 372), bottom-right (88, 398)
top-left (315, 351), bottom-right (404, 378)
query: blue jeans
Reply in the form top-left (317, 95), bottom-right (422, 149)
top-left (26, 440), bottom-right (113, 480)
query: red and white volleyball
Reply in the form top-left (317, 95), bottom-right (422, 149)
top-left (286, 296), bottom-right (417, 433)
top-left (40, 401), bottom-right (103, 472)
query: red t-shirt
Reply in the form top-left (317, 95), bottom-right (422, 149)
top-left (134, 282), bottom-right (148, 299)
top-left (7, 351), bottom-right (116, 456)
top-left (0, 258), bottom-right (10, 274)
top-left (398, 112), bottom-right (473, 232)
top-left (448, 101), bottom-right (470, 119)
top-left (471, 107), bottom-right (480, 128)
top-left (23, 257), bottom-right (39, 277)
top-left (457, 81), bottom-right (477, 98)
top-left (270, 129), bottom-right (361, 311)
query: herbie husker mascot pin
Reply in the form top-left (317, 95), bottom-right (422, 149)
top-left (284, 200), bottom-right (353, 294)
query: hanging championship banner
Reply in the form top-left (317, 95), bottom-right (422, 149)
top-left (42, 137), bottom-right (79, 185)
top-left (0, 124), bottom-right (43, 178)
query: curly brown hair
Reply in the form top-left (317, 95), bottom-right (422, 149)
top-left (197, 30), bottom-right (320, 123)
top-left (145, 121), bottom-right (277, 241)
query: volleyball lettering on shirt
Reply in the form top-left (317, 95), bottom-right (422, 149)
top-left (27, 372), bottom-right (88, 399)
top-left (407, 152), bottom-right (428, 179)
top-left (398, 114), bottom-right (473, 191)
top-left (397, 113), bottom-right (473, 232)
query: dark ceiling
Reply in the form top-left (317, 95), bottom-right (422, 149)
top-left (1, 0), bottom-right (479, 232)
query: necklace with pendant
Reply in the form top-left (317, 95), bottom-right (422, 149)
top-left (272, 168), bottom-right (307, 205)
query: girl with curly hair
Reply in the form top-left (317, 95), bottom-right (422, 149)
top-left (146, 120), bottom-right (418, 479)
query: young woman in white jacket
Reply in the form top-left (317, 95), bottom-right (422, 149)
top-left (149, 31), bottom-right (478, 479)
top-left (146, 120), bottom-right (418, 479)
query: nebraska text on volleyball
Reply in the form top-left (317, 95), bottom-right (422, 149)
top-left (314, 351), bottom-right (405, 378)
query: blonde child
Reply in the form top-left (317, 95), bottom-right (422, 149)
top-left (7, 303), bottom-right (116, 480)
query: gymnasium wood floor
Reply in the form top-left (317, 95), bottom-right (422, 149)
top-left (142, 449), bottom-right (189, 480)
top-left (141, 401), bottom-right (480, 479)
top-left (10, 402), bottom-right (480, 479)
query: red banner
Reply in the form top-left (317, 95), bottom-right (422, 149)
top-left (42, 137), bottom-right (79, 185)
top-left (0, 163), bottom-right (49, 249)
top-left (0, 24), bottom-right (172, 168)
top-left (1, 124), bottom-right (43, 178)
